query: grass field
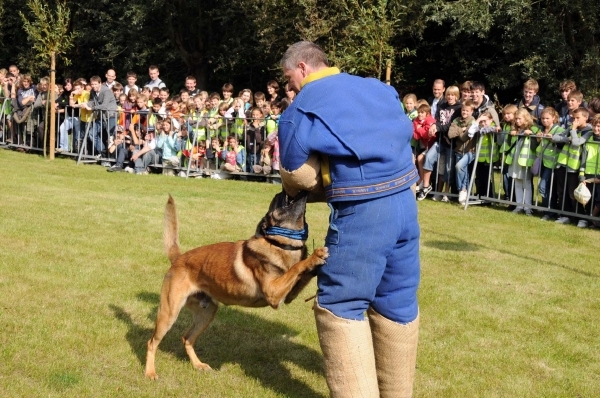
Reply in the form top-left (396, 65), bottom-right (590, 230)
top-left (1, 149), bottom-right (598, 397)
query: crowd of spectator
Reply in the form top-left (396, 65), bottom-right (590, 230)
top-left (409, 78), bottom-right (600, 228)
top-left (0, 64), bottom-right (599, 226)
top-left (0, 65), bottom-right (295, 178)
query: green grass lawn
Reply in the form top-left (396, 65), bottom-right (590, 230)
top-left (0, 149), bottom-right (598, 397)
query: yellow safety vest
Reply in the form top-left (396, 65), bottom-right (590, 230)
top-left (584, 139), bottom-right (600, 175)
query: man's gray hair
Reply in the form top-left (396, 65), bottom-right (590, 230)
top-left (281, 41), bottom-right (329, 70)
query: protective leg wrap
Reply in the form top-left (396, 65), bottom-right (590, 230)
top-left (314, 301), bottom-right (379, 398)
top-left (367, 308), bottom-right (419, 398)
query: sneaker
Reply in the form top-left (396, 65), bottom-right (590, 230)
top-left (458, 189), bottom-right (467, 204)
top-left (540, 214), bottom-right (553, 221)
top-left (135, 170), bottom-right (149, 175)
top-left (101, 161), bottom-right (111, 167)
top-left (512, 208), bottom-right (524, 215)
top-left (55, 148), bottom-right (65, 153)
top-left (555, 216), bottom-right (571, 225)
top-left (432, 194), bottom-right (443, 202)
top-left (417, 185), bottom-right (432, 201)
top-left (415, 182), bottom-right (423, 193)
top-left (577, 220), bottom-right (589, 228)
top-left (124, 166), bottom-right (134, 174)
top-left (178, 171), bottom-right (187, 178)
top-left (525, 210), bottom-right (533, 216)
top-left (107, 165), bottom-right (123, 172)
top-left (441, 195), bottom-right (449, 203)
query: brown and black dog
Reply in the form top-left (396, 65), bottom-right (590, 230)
top-left (145, 191), bottom-right (328, 380)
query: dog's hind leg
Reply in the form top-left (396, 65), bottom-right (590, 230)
top-left (182, 295), bottom-right (219, 371)
top-left (145, 273), bottom-right (192, 380)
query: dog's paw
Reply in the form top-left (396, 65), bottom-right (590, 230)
top-left (145, 371), bottom-right (159, 380)
top-left (311, 247), bottom-right (329, 265)
top-left (193, 362), bottom-right (213, 372)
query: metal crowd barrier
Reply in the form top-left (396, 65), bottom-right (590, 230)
top-left (1, 99), bottom-right (281, 183)
top-left (423, 127), bottom-right (600, 225)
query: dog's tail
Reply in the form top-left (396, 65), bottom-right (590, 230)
top-left (164, 195), bottom-right (181, 264)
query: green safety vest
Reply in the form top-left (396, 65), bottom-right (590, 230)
top-left (584, 139), bottom-right (600, 175)
top-left (557, 131), bottom-right (583, 170)
top-left (505, 135), bottom-right (535, 166)
top-left (535, 125), bottom-right (563, 169)
top-left (478, 133), bottom-right (499, 163)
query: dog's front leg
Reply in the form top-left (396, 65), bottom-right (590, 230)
top-left (284, 272), bottom-right (315, 304)
top-left (263, 247), bottom-right (328, 308)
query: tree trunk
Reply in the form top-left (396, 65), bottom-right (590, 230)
top-left (49, 52), bottom-right (56, 160)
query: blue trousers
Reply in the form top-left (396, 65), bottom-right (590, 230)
top-left (317, 188), bottom-right (420, 324)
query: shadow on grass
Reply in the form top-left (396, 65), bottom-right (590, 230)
top-left (422, 227), bottom-right (600, 278)
top-left (423, 239), bottom-right (479, 252)
top-left (110, 291), bottom-right (325, 398)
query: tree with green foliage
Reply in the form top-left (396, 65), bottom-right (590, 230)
top-left (20, 0), bottom-right (75, 159)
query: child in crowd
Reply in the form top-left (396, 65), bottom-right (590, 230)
top-left (117, 93), bottom-right (128, 131)
top-left (552, 107), bottom-right (594, 226)
top-left (403, 94), bottom-right (418, 120)
top-left (448, 100), bottom-right (476, 204)
top-left (560, 90), bottom-right (583, 129)
top-left (554, 80), bottom-right (576, 127)
top-left (129, 94), bottom-right (150, 136)
top-left (112, 83), bottom-right (123, 101)
top-left (254, 92), bottom-right (266, 109)
top-left (240, 88), bottom-right (253, 114)
top-left (130, 127), bottom-right (158, 175)
top-left (499, 104), bottom-right (518, 202)
top-left (253, 139), bottom-right (272, 175)
top-left (157, 118), bottom-right (180, 176)
top-left (506, 109), bottom-right (538, 215)
top-left (213, 102), bottom-right (230, 140)
top-left (222, 83), bottom-right (234, 107)
top-left (226, 97), bottom-right (246, 140)
top-left (584, 115), bottom-right (600, 227)
top-left (413, 103), bottom-right (437, 195)
top-left (246, 107), bottom-right (264, 171)
top-left (536, 108), bottom-right (564, 220)
top-left (459, 81), bottom-right (472, 102)
top-left (517, 79), bottom-right (544, 128)
top-left (124, 71), bottom-right (139, 95)
top-left (188, 95), bottom-right (207, 142)
top-left (217, 134), bottom-right (246, 172)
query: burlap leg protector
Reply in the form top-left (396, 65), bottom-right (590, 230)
top-left (367, 308), bottom-right (419, 398)
top-left (314, 301), bottom-right (379, 398)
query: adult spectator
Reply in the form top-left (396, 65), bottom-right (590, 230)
top-left (428, 79), bottom-right (446, 119)
top-left (266, 80), bottom-right (282, 103)
top-left (184, 76), bottom-right (199, 97)
top-left (145, 65), bottom-right (166, 90)
top-left (279, 41), bottom-right (420, 397)
top-left (104, 69), bottom-right (117, 89)
top-left (83, 75), bottom-right (118, 156)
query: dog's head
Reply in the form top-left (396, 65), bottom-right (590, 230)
top-left (255, 190), bottom-right (308, 239)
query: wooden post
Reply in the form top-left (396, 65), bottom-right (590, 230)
top-left (385, 59), bottom-right (391, 85)
top-left (49, 51), bottom-right (56, 159)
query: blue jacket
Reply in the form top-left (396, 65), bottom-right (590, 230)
top-left (279, 69), bottom-right (417, 202)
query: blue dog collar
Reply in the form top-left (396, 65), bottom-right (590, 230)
top-left (265, 223), bottom-right (309, 241)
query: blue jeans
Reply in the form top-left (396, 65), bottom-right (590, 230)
top-left (455, 152), bottom-right (475, 191)
top-left (538, 165), bottom-right (553, 208)
top-left (317, 188), bottom-right (420, 324)
top-left (58, 116), bottom-right (80, 150)
top-left (423, 142), bottom-right (439, 172)
top-left (91, 116), bottom-right (116, 154)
